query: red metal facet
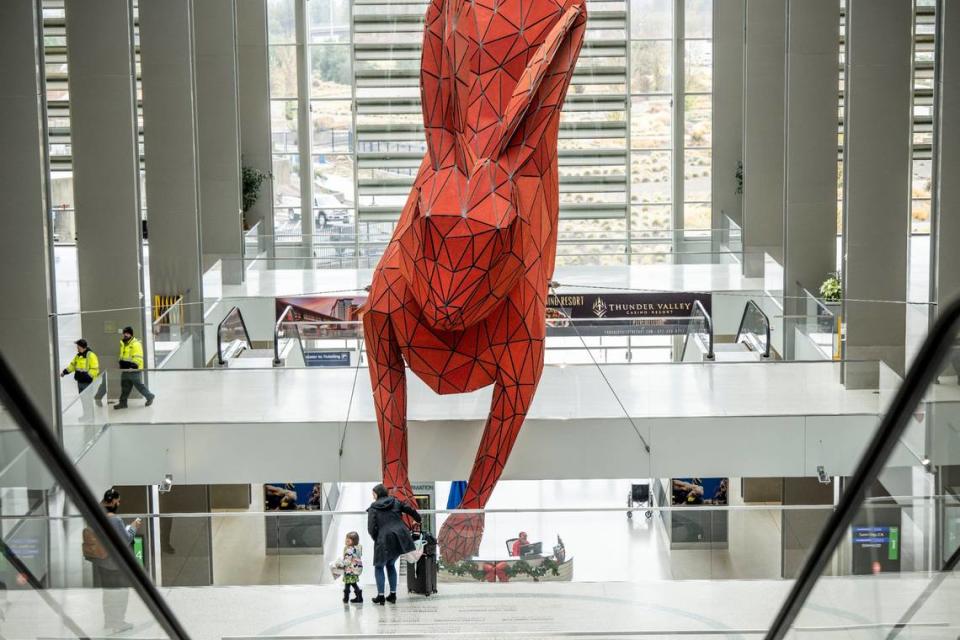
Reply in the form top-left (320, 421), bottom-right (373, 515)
top-left (362, 0), bottom-right (586, 562)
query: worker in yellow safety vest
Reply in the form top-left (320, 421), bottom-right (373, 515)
top-left (60, 338), bottom-right (104, 420)
top-left (115, 326), bottom-right (155, 409)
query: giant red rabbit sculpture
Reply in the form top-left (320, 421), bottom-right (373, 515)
top-left (361, 0), bottom-right (587, 562)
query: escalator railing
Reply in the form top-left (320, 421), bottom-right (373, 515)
top-left (273, 304), bottom-right (295, 365)
top-left (765, 296), bottom-right (960, 639)
top-left (216, 305), bottom-right (252, 366)
top-left (736, 299), bottom-right (771, 358)
top-left (0, 355), bottom-right (191, 640)
top-left (691, 299), bottom-right (715, 360)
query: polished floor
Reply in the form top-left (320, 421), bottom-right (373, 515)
top-left (4, 576), bottom-right (959, 639)
top-left (61, 361), bottom-right (880, 426)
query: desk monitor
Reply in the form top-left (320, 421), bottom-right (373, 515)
top-left (520, 542), bottom-right (542, 558)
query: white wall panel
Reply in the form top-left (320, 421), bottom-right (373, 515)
top-left (91, 412), bottom-right (883, 486)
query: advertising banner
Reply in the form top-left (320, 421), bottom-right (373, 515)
top-left (276, 291), bottom-right (714, 338)
top-left (670, 478), bottom-right (729, 506)
top-left (275, 296), bottom-right (366, 324)
top-left (264, 483), bottom-right (326, 554)
top-left (546, 292), bottom-right (712, 336)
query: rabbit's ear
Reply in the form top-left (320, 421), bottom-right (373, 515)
top-left (421, 0), bottom-right (456, 172)
top-left (488, 3), bottom-right (585, 169)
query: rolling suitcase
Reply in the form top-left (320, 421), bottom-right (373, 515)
top-left (406, 530), bottom-right (438, 596)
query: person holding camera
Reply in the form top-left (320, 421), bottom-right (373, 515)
top-left (114, 326), bottom-right (155, 409)
top-left (60, 338), bottom-right (102, 420)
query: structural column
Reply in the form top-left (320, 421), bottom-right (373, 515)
top-left (193, 0), bottom-right (244, 284)
top-left (711, 0), bottom-right (745, 236)
top-left (139, 0), bottom-right (206, 364)
top-left (741, 0), bottom-right (787, 277)
top-left (842, 0), bottom-right (913, 386)
top-left (782, 0), bottom-right (841, 356)
top-left (0, 0), bottom-right (59, 427)
top-left (237, 0), bottom-right (275, 246)
top-left (932, 0), bottom-right (960, 555)
top-left (295, 0), bottom-right (315, 250)
top-left (933, 1), bottom-right (960, 309)
top-left (66, 0), bottom-right (146, 397)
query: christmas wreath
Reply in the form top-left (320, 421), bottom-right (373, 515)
top-left (440, 557), bottom-right (561, 582)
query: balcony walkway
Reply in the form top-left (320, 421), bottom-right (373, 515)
top-left (59, 361), bottom-right (932, 487)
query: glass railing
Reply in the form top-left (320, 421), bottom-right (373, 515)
top-left (151, 296), bottom-right (184, 368)
top-left (216, 306), bottom-right (252, 366)
top-left (243, 220), bottom-right (263, 260)
top-left (229, 251), bottom-right (763, 276)
top-left (685, 299), bottom-right (715, 360)
top-left (202, 258), bottom-right (223, 313)
top-left (737, 299), bottom-right (772, 358)
top-left (268, 314), bottom-right (715, 367)
top-left (766, 298), bottom-right (960, 639)
top-left (0, 356), bottom-right (189, 640)
top-left (226, 228), bottom-right (757, 273)
top-left (21, 502), bottom-right (839, 583)
top-left (783, 284), bottom-right (840, 362)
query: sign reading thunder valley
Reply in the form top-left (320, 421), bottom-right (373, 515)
top-left (546, 292), bottom-right (713, 336)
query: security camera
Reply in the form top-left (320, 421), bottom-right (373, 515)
top-left (816, 465), bottom-right (830, 484)
top-left (159, 474), bottom-right (174, 494)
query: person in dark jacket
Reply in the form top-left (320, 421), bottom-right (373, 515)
top-left (367, 484), bottom-right (421, 605)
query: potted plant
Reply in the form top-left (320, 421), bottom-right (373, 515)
top-left (819, 272), bottom-right (842, 316)
top-left (241, 166), bottom-right (271, 230)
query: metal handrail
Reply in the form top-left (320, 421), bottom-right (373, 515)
top-left (273, 304), bottom-right (305, 366)
top-left (0, 355), bottom-right (191, 640)
top-left (692, 299), bottom-right (714, 360)
top-left (216, 306), bottom-right (252, 366)
top-left (764, 295), bottom-right (960, 640)
top-left (736, 299), bottom-right (772, 358)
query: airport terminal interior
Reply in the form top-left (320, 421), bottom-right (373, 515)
top-left (3, 0), bottom-right (960, 638)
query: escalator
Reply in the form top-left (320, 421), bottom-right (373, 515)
top-left (215, 306), bottom-right (276, 368)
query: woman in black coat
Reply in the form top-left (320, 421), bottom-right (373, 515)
top-left (367, 484), bottom-right (421, 604)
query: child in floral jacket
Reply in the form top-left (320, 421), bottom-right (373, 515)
top-left (341, 531), bottom-right (363, 603)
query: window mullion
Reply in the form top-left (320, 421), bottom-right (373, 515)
top-left (673, 0), bottom-right (686, 239)
top-left (296, 0), bottom-right (314, 247)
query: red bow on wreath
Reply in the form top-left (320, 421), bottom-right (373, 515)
top-left (483, 561), bottom-right (509, 582)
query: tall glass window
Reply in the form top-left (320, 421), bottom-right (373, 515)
top-left (683, 0), bottom-right (713, 232)
top-left (309, 0), bottom-right (354, 238)
top-left (630, 0), bottom-right (674, 259)
top-left (267, 0), bottom-right (715, 265)
top-left (911, 0), bottom-right (936, 235)
top-left (268, 0), bottom-right (302, 232)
